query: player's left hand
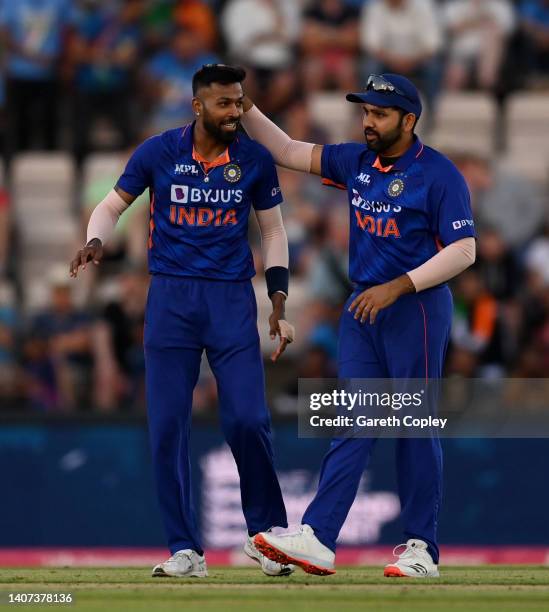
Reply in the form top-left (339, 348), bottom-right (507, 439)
top-left (269, 293), bottom-right (294, 362)
top-left (348, 275), bottom-right (415, 324)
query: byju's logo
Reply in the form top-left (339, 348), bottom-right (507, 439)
top-left (452, 219), bottom-right (475, 230)
top-left (171, 185), bottom-right (189, 203)
top-left (170, 185), bottom-right (244, 205)
top-left (175, 164), bottom-right (199, 176)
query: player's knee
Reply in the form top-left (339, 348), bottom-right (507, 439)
top-left (225, 412), bottom-right (270, 440)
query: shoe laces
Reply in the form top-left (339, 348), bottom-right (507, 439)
top-left (168, 550), bottom-right (194, 564)
top-left (392, 542), bottom-right (422, 560)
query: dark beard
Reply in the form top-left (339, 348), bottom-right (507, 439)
top-left (203, 115), bottom-right (239, 144)
top-left (364, 124), bottom-right (402, 153)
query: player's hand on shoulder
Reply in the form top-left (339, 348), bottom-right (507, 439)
top-left (269, 292), bottom-right (295, 362)
top-left (69, 238), bottom-right (104, 278)
top-left (348, 275), bottom-right (415, 325)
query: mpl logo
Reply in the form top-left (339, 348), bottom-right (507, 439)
top-left (175, 163), bottom-right (199, 176)
top-left (452, 219), bottom-right (475, 230)
top-left (356, 173), bottom-right (371, 185)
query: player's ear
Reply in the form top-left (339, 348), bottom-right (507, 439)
top-left (192, 97), bottom-right (202, 118)
top-left (403, 113), bottom-right (416, 133)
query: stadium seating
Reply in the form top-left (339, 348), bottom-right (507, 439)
top-left (309, 93), bottom-right (354, 143)
top-left (506, 92), bottom-right (549, 157)
top-left (429, 92), bottom-right (498, 155)
top-left (12, 153), bottom-right (78, 311)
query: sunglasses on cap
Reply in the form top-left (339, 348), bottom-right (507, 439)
top-left (366, 75), bottom-right (412, 101)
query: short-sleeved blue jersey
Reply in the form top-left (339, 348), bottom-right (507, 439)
top-left (321, 137), bottom-right (475, 286)
top-left (117, 123), bottom-right (283, 280)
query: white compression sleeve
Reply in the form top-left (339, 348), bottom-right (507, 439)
top-left (407, 237), bottom-right (476, 292)
top-left (86, 189), bottom-right (130, 245)
top-left (241, 105), bottom-right (314, 172)
top-left (255, 205), bottom-right (289, 270)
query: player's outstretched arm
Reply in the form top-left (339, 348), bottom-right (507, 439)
top-left (69, 187), bottom-right (136, 278)
top-left (255, 206), bottom-right (295, 361)
top-left (242, 96), bottom-right (323, 176)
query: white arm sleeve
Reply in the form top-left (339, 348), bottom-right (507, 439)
top-left (407, 237), bottom-right (476, 292)
top-left (255, 205), bottom-right (289, 270)
top-left (241, 105), bottom-right (314, 172)
top-left (86, 189), bottom-right (130, 245)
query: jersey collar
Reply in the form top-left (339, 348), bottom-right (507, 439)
top-left (371, 136), bottom-right (424, 174)
top-left (181, 121), bottom-right (239, 170)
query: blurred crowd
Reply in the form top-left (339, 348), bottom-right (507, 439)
top-left (0, 0), bottom-right (548, 413)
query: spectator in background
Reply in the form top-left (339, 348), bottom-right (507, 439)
top-left (27, 267), bottom-right (94, 411)
top-left (92, 265), bottom-right (147, 412)
top-left (0, 280), bottom-right (18, 407)
top-left (475, 227), bottom-right (520, 300)
top-left (452, 152), bottom-right (546, 251)
top-left (359, 0), bottom-right (443, 115)
top-left (174, 0), bottom-right (218, 53)
top-left (451, 267), bottom-right (507, 377)
top-left (307, 205), bottom-right (351, 307)
top-left (443, 0), bottom-right (515, 91)
top-left (0, 181), bottom-right (9, 277)
top-left (143, 26), bottom-right (218, 133)
top-left (0, 0), bottom-right (73, 158)
top-left (301, 0), bottom-right (359, 92)
top-left (141, 0), bottom-right (175, 54)
top-left (221, 0), bottom-right (301, 115)
top-left (520, 0), bottom-right (549, 76)
top-left (68, 0), bottom-right (145, 163)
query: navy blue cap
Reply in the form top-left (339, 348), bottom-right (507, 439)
top-left (346, 74), bottom-right (422, 118)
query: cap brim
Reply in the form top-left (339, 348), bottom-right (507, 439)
top-left (346, 91), bottom-right (420, 118)
top-left (346, 91), bottom-right (398, 107)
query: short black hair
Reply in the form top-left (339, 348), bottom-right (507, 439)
top-left (192, 64), bottom-right (246, 96)
top-left (391, 106), bottom-right (418, 131)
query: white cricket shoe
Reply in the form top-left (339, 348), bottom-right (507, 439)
top-left (152, 549), bottom-right (208, 578)
top-left (244, 535), bottom-right (295, 576)
top-left (384, 539), bottom-right (440, 577)
top-left (254, 524), bottom-right (336, 575)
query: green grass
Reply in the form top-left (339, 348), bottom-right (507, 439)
top-left (0, 566), bottom-right (548, 612)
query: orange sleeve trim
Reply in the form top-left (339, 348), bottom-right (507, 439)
top-left (472, 295), bottom-right (497, 341)
top-left (321, 177), bottom-right (347, 190)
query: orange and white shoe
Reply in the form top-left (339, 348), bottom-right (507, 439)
top-left (253, 525), bottom-right (335, 576)
top-left (244, 535), bottom-right (295, 576)
top-left (384, 539), bottom-right (439, 578)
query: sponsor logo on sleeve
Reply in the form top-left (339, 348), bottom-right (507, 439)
top-left (452, 219), bottom-right (475, 230)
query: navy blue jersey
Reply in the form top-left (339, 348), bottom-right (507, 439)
top-left (321, 137), bottom-right (475, 286)
top-left (117, 123), bottom-right (283, 280)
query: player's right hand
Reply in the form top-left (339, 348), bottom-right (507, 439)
top-left (69, 238), bottom-right (103, 278)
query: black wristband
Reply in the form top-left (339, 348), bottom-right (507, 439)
top-left (265, 266), bottom-right (289, 298)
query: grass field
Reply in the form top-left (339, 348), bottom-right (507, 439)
top-left (1, 566), bottom-right (548, 612)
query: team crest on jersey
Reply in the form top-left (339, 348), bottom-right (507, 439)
top-left (224, 164), bottom-right (241, 183)
top-left (387, 178), bottom-right (404, 198)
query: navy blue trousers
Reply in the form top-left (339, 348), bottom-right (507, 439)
top-left (303, 285), bottom-right (452, 563)
top-left (144, 275), bottom-right (287, 554)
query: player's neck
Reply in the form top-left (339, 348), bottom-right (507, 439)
top-left (193, 122), bottom-right (228, 161)
top-left (380, 134), bottom-right (414, 159)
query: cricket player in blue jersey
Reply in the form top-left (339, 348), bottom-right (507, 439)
top-left (70, 64), bottom-right (296, 578)
top-left (241, 74), bottom-right (476, 577)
